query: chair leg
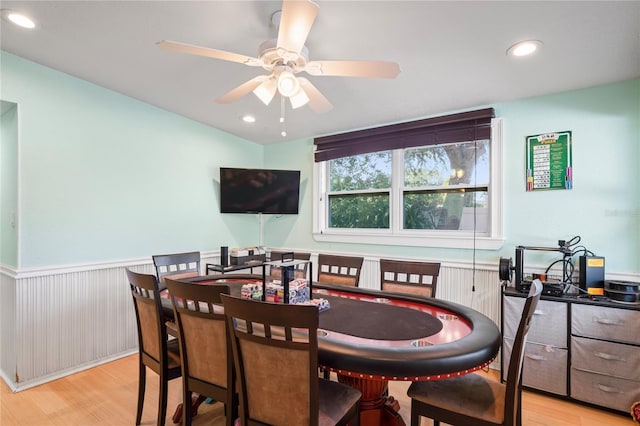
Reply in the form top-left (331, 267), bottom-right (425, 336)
top-left (158, 374), bottom-right (169, 426)
top-left (410, 401), bottom-right (420, 426)
top-left (351, 406), bottom-right (360, 426)
top-left (183, 390), bottom-right (193, 426)
top-left (224, 401), bottom-right (237, 426)
top-left (136, 362), bottom-right (146, 425)
top-left (516, 387), bottom-right (522, 426)
top-left (226, 393), bottom-right (239, 426)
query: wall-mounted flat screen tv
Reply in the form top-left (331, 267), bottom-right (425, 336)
top-left (220, 167), bottom-right (300, 214)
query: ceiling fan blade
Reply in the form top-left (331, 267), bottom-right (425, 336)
top-left (298, 78), bottom-right (333, 113)
top-left (277, 0), bottom-right (319, 56)
top-left (157, 40), bottom-right (263, 67)
top-left (305, 60), bottom-right (401, 78)
top-left (216, 76), bottom-right (269, 104)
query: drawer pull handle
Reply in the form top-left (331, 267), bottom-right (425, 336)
top-left (594, 317), bottom-right (624, 326)
top-left (525, 354), bottom-right (546, 361)
top-left (596, 384), bottom-right (621, 394)
top-left (594, 352), bottom-right (625, 362)
top-left (533, 309), bottom-right (545, 316)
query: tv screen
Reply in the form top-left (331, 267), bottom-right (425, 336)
top-left (220, 167), bottom-right (300, 214)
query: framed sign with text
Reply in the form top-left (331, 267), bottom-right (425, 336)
top-left (526, 131), bottom-right (572, 191)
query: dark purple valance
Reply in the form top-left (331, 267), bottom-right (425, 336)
top-left (314, 108), bottom-right (495, 162)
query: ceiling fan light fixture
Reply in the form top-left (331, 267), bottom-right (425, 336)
top-left (253, 77), bottom-right (278, 105)
top-left (277, 70), bottom-right (300, 97)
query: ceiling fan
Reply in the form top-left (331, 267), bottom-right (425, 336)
top-left (157, 0), bottom-right (400, 113)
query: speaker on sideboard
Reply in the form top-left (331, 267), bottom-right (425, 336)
top-left (220, 246), bottom-right (228, 267)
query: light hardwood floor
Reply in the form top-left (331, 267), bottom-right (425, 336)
top-left (1, 355), bottom-right (634, 425)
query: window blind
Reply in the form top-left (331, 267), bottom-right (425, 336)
top-left (314, 108), bottom-right (495, 162)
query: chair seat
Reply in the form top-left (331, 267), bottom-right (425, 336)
top-left (318, 379), bottom-right (362, 426)
top-left (407, 373), bottom-right (506, 425)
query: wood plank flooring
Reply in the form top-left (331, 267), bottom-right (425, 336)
top-left (1, 355), bottom-right (634, 425)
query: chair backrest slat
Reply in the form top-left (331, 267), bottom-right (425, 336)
top-left (380, 259), bottom-right (441, 297)
top-left (153, 251), bottom-right (201, 290)
top-left (222, 294), bottom-right (320, 426)
top-left (269, 250), bottom-right (311, 279)
top-left (165, 278), bottom-right (237, 426)
top-left (317, 254), bottom-right (364, 287)
top-left (127, 269), bottom-right (171, 372)
top-left (126, 268), bottom-right (183, 426)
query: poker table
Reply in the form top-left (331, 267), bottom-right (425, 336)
top-left (166, 275), bottom-right (501, 426)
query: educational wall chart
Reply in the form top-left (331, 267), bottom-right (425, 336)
top-left (526, 131), bottom-right (572, 191)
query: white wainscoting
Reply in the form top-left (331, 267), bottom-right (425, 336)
top-left (10, 251), bottom-right (636, 391)
top-left (0, 266), bottom-right (17, 389)
top-left (1, 254), bottom-right (219, 391)
top-left (311, 254), bottom-right (502, 327)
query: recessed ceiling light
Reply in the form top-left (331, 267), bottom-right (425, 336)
top-left (241, 115), bottom-right (256, 123)
top-left (506, 40), bottom-right (542, 57)
top-left (1, 10), bottom-right (36, 29)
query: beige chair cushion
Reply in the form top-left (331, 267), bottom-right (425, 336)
top-left (160, 271), bottom-right (198, 282)
top-left (382, 282), bottom-right (432, 297)
top-left (240, 339), bottom-right (311, 425)
top-left (318, 272), bottom-right (357, 287)
top-left (180, 314), bottom-right (228, 388)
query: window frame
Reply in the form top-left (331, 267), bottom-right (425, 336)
top-left (313, 118), bottom-right (504, 249)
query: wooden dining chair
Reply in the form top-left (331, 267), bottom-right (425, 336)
top-left (221, 294), bottom-right (362, 426)
top-left (153, 251), bottom-right (201, 291)
top-left (406, 279), bottom-right (543, 426)
top-left (164, 278), bottom-right (238, 426)
top-left (317, 254), bottom-right (364, 287)
top-left (126, 269), bottom-right (182, 426)
top-left (268, 250), bottom-right (311, 279)
top-left (379, 259), bottom-right (441, 297)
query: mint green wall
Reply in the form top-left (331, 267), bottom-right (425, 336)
top-left (263, 138), bottom-right (316, 248)
top-left (264, 79), bottom-right (640, 274)
top-left (496, 79), bottom-right (639, 273)
top-left (2, 48), bottom-right (638, 274)
top-left (1, 103), bottom-right (18, 267)
top-left (0, 51), bottom-right (264, 268)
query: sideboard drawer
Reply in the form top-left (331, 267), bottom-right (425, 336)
top-left (571, 368), bottom-right (640, 412)
top-left (503, 337), bottom-right (568, 396)
top-left (572, 304), bottom-right (640, 345)
top-left (572, 335), bottom-right (640, 378)
top-left (504, 296), bottom-right (567, 347)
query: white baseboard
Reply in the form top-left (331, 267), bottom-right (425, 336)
top-left (2, 349), bottom-right (137, 393)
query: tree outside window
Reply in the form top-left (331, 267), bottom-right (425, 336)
top-left (403, 140), bottom-right (489, 231)
top-left (328, 151), bottom-right (391, 228)
top-left (326, 140), bottom-right (489, 232)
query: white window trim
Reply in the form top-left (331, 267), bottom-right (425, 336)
top-left (313, 118), bottom-right (504, 250)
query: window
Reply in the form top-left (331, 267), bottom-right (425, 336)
top-left (313, 110), bottom-right (503, 249)
top-left (328, 151), bottom-right (391, 229)
top-left (403, 141), bottom-right (489, 232)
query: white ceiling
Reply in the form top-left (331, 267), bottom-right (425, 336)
top-left (1, 1), bottom-right (639, 145)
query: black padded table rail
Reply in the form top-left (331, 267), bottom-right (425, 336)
top-left (319, 295), bottom-right (443, 340)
